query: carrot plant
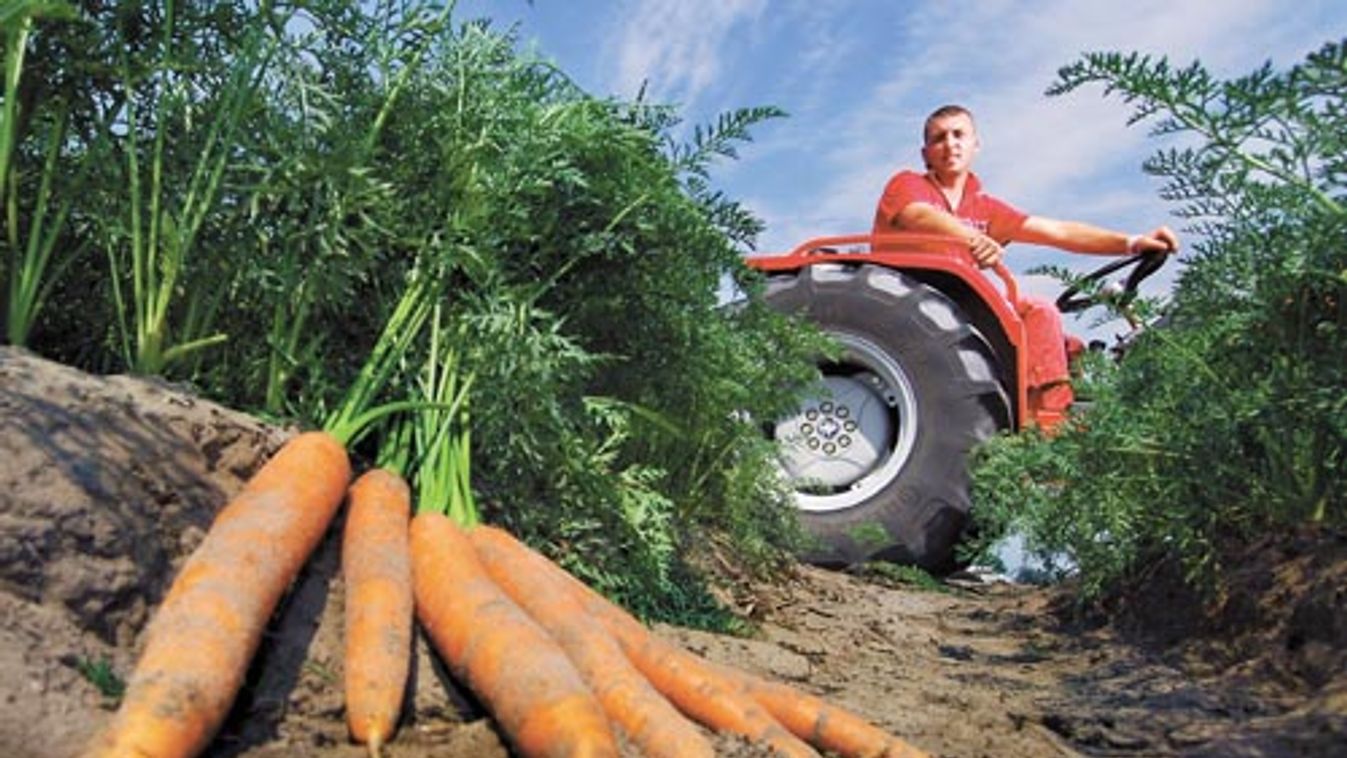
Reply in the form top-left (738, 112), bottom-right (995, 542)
top-left (20, 0), bottom-right (828, 623)
top-left (970, 39), bottom-right (1347, 600)
top-left (1, 0), bottom-right (81, 346)
top-left (409, 306), bottom-right (476, 525)
top-left (240, 1), bottom-right (455, 419)
top-left (3, 101), bottom-right (81, 346)
top-left (103, 2), bottom-right (273, 374)
top-left (0, 0), bottom-right (55, 205)
top-left (321, 267), bottom-right (440, 446)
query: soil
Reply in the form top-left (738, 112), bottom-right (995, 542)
top-left (2, 344), bottom-right (1344, 758)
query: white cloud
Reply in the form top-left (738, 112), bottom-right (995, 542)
top-left (604, 0), bottom-right (767, 107)
top-left (487, 0), bottom-right (1343, 338)
top-left (732, 0), bottom-right (1342, 342)
top-left (750, 0), bottom-right (1337, 250)
top-left (966, 0), bottom-right (1294, 203)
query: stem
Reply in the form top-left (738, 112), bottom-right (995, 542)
top-left (6, 104), bottom-right (71, 345)
top-left (410, 309), bottom-right (477, 524)
top-left (328, 398), bottom-right (462, 450)
top-left (1165, 106), bottom-right (1343, 218)
top-left (119, 47), bottom-right (143, 369)
top-left (264, 267), bottom-right (311, 415)
top-left (159, 332), bottom-right (229, 365)
top-left (140, 79), bottom-right (169, 372)
top-left (363, 1), bottom-right (455, 156)
top-left (323, 270), bottom-right (437, 437)
top-left (0, 8), bottom-right (32, 220)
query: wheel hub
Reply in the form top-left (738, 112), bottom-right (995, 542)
top-left (798, 403), bottom-right (855, 451)
top-left (772, 332), bottom-right (920, 513)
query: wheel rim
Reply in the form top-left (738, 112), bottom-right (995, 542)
top-left (774, 331), bottom-right (919, 513)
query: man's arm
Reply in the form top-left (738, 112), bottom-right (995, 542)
top-left (896, 202), bottom-right (1007, 267)
top-left (1016, 216), bottom-right (1179, 256)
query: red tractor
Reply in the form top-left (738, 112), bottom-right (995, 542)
top-left (747, 232), bottom-right (1165, 570)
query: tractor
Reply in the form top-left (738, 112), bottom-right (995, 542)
top-left (747, 232), bottom-right (1166, 571)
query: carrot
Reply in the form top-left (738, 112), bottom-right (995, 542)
top-left (581, 580), bottom-right (926, 758)
top-left (482, 526), bottom-right (929, 758)
top-left (593, 603), bottom-right (819, 758)
top-left (466, 526), bottom-right (818, 758)
top-left (586, 588), bottom-right (927, 758)
top-left (86, 431), bottom-right (351, 758)
top-left (410, 512), bottom-right (619, 758)
top-left (468, 526), bottom-right (716, 758)
top-left (730, 671), bottom-right (930, 758)
top-left (342, 468), bottom-right (413, 757)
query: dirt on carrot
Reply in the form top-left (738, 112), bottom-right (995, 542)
top-left (343, 469), bottom-right (414, 755)
top-left (3, 346), bottom-right (1346, 758)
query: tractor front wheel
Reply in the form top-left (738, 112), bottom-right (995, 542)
top-left (765, 263), bottom-right (1010, 571)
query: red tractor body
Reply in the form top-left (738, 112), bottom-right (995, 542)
top-left (745, 232), bottom-right (1082, 569)
top-left (749, 232), bottom-right (1078, 430)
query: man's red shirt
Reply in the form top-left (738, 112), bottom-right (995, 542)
top-left (871, 169), bottom-right (1072, 396)
top-left (872, 170), bottom-right (1027, 243)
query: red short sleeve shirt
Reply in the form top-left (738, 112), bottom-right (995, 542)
top-left (873, 170), bottom-right (1027, 243)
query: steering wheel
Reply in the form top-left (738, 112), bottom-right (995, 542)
top-left (1056, 251), bottom-right (1168, 314)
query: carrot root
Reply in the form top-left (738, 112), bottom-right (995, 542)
top-left (343, 468), bottom-right (414, 754)
top-left (735, 671), bottom-right (930, 758)
top-left (85, 431), bottom-right (351, 758)
top-left (90, 422), bottom-right (926, 758)
top-left (469, 526), bottom-right (716, 758)
top-left (410, 512), bottom-right (619, 758)
top-left (464, 525), bottom-right (931, 758)
top-left (466, 526), bottom-right (818, 758)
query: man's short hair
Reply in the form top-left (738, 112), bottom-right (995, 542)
top-left (923, 104), bottom-right (975, 143)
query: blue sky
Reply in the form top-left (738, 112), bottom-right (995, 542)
top-left (456, 1), bottom-right (1345, 335)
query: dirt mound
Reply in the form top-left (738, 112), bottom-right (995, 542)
top-left (2, 345), bottom-right (1344, 757)
top-left (1, 347), bottom-right (283, 754)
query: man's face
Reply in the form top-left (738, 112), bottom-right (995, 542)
top-left (922, 112), bottom-right (979, 176)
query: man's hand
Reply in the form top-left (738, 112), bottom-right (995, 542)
top-left (968, 233), bottom-right (1005, 268)
top-left (1128, 225), bottom-right (1180, 255)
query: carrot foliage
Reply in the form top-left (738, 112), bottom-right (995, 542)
top-left (7, 1), bottom-right (826, 623)
top-left (969, 41), bottom-right (1347, 601)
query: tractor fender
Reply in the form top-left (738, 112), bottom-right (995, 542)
top-left (746, 232), bottom-right (1054, 429)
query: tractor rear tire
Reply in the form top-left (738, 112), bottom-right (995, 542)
top-left (764, 263), bottom-right (1010, 571)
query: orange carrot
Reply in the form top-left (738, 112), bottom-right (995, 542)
top-left (575, 574), bottom-right (926, 758)
top-left (730, 670), bottom-right (930, 758)
top-left (342, 469), bottom-right (413, 757)
top-left (595, 604), bottom-right (820, 758)
top-left (409, 512), bottom-right (618, 758)
top-left (466, 526), bottom-right (818, 758)
top-left (582, 583), bottom-right (927, 758)
top-left (86, 431), bottom-right (351, 758)
top-left (468, 526), bottom-right (716, 758)
top-left (483, 526), bottom-right (929, 758)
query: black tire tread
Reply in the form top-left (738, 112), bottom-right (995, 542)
top-left (765, 263), bottom-right (1010, 569)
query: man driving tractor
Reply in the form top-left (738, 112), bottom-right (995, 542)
top-left (873, 104), bottom-right (1180, 267)
top-left (749, 104), bottom-right (1182, 568)
top-left (873, 103), bottom-right (1181, 414)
